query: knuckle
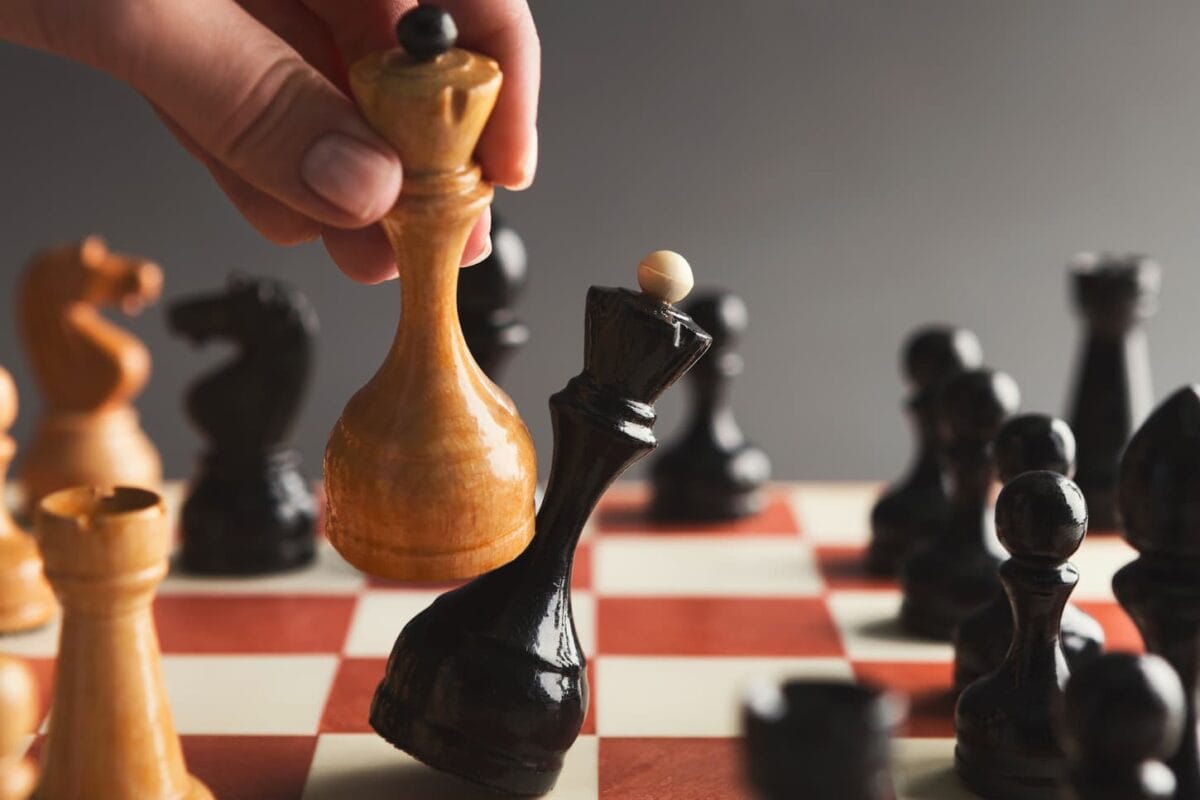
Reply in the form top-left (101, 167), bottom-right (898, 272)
top-left (212, 56), bottom-right (324, 172)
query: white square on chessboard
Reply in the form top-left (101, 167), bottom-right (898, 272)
top-left (161, 541), bottom-right (367, 595)
top-left (827, 591), bottom-right (955, 662)
top-left (595, 655), bottom-right (853, 737)
top-left (1071, 536), bottom-right (1136, 601)
top-left (789, 482), bottom-right (880, 544)
top-left (595, 537), bottom-right (823, 597)
top-left (302, 733), bottom-right (599, 800)
top-left (162, 654), bottom-right (338, 735)
top-left (892, 738), bottom-right (976, 800)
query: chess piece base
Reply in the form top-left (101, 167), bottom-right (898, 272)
top-left (955, 742), bottom-right (1062, 800)
top-left (0, 532), bottom-right (55, 633)
top-left (866, 484), bottom-right (946, 576)
top-left (650, 482), bottom-right (766, 522)
top-left (900, 548), bottom-right (999, 640)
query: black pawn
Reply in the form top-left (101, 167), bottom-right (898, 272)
top-left (955, 470), bottom-right (1088, 799)
top-left (651, 292), bottom-right (771, 521)
top-left (1063, 653), bottom-right (1185, 800)
top-left (1067, 253), bottom-right (1160, 531)
top-left (369, 284), bottom-right (711, 795)
top-left (742, 680), bottom-right (906, 800)
top-left (868, 325), bottom-right (983, 575)
top-left (899, 368), bottom-right (1019, 639)
top-left (168, 274), bottom-right (319, 574)
top-left (1113, 385), bottom-right (1200, 800)
top-left (458, 213), bottom-right (529, 385)
top-left (953, 414), bottom-right (1104, 691)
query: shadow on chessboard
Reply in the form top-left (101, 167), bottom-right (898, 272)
top-left (302, 760), bottom-right (503, 800)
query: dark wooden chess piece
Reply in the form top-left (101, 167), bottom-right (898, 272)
top-left (899, 368), bottom-right (1019, 639)
top-left (1067, 253), bottom-right (1160, 532)
top-left (457, 212), bottom-right (529, 384)
top-left (651, 291), bottom-right (771, 521)
top-left (369, 257), bottom-right (711, 795)
top-left (1113, 385), bottom-right (1200, 800)
top-left (867, 325), bottom-right (983, 575)
top-left (954, 470), bottom-right (1088, 800)
top-left (953, 414), bottom-right (1104, 691)
top-left (168, 274), bottom-right (319, 574)
top-left (741, 679), bottom-right (906, 800)
top-left (1062, 653), bottom-right (1185, 800)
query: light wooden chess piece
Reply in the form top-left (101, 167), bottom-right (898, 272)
top-left (0, 366), bottom-right (55, 632)
top-left (324, 6), bottom-right (537, 582)
top-left (17, 237), bottom-right (163, 514)
top-left (33, 486), bottom-right (211, 800)
top-left (0, 655), bottom-right (37, 800)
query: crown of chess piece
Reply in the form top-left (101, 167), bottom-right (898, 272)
top-left (1067, 252), bottom-right (1160, 532)
top-left (323, 5), bottom-right (538, 582)
top-left (953, 414), bottom-right (1104, 691)
top-left (370, 253), bottom-right (711, 795)
top-left (0, 654), bottom-right (37, 800)
top-left (954, 470), bottom-right (1088, 800)
top-left (16, 236), bottom-right (163, 513)
top-left (868, 325), bottom-right (984, 575)
top-left (741, 679), bottom-right (907, 800)
top-left (651, 289), bottom-right (772, 521)
top-left (1063, 653), bottom-right (1185, 800)
top-left (1113, 385), bottom-right (1200, 799)
top-left (169, 274), bottom-right (319, 575)
top-left (457, 212), bottom-right (529, 384)
top-left (899, 368), bottom-right (1019, 639)
top-left (33, 486), bottom-right (211, 799)
top-left (0, 366), bottom-right (55, 632)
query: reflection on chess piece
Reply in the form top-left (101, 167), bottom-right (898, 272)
top-left (1067, 253), bottom-right (1159, 532)
top-left (457, 212), bottom-right (529, 384)
top-left (0, 367), bottom-right (54, 632)
top-left (370, 253), bottom-right (711, 794)
top-left (169, 274), bottom-right (319, 575)
top-left (324, 6), bottom-right (538, 582)
top-left (16, 236), bottom-right (162, 513)
top-left (651, 290), bottom-right (772, 521)
top-left (868, 325), bottom-right (983, 575)
top-left (0, 654), bottom-right (37, 800)
top-left (34, 486), bottom-right (211, 800)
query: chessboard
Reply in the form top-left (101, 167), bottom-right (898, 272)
top-left (2, 479), bottom-right (1143, 800)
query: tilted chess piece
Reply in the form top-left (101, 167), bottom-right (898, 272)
top-left (457, 212), bottom-right (529, 384)
top-left (324, 5), bottom-right (538, 581)
top-left (16, 236), bottom-right (162, 512)
top-left (370, 252), bottom-right (711, 794)
top-left (169, 274), bottom-right (319, 574)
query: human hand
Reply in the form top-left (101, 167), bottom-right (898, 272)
top-left (1, 0), bottom-right (540, 283)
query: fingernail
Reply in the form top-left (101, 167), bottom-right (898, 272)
top-left (463, 235), bottom-right (493, 267)
top-left (302, 133), bottom-right (400, 222)
top-left (510, 133), bottom-right (538, 190)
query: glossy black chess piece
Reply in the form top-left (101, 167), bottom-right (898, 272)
top-left (1113, 385), bottom-right (1200, 800)
top-left (954, 470), bottom-right (1088, 799)
top-left (741, 679), bottom-right (906, 800)
top-left (953, 414), bottom-right (1104, 691)
top-left (457, 212), bottom-right (529, 384)
top-left (868, 325), bottom-right (983, 575)
top-left (1067, 253), bottom-right (1160, 531)
top-left (651, 291), bottom-right (771, 521)
top-left (899, 368), bottom-right (1019, 639)
top-left (1062, 653), bottom-right (1185, 800)
top-left (369, 284), bottom-right (711, 795)
top-left (168, 274), bottom-right (318, 574)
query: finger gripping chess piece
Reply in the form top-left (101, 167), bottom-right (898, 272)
top-left (868, 325), bottom-right (983, 575)
top-left (1067, 253), bottom-right (1160, 532)
top-left (0, 655), bottom-right (37, 800)
top-left (741, 679), bottom-right (907, 800)
top-left (169, 274), bottom-right (319, 574)
top-left (323, 5), bottom-right (538, 582)
top-left (651, 288), bottom-right (772, 521)
top-left (16, 236), bottom-right (163, 513)
top-left (369, 252), bottom-right (711, 795)
top-left (1063, 653), bottom-right (1185, 800)
top-left (954, 470), bottom-right (1088, 800)
top-left (1112, 385), bottom-right (1200, 799)
top-left (33, 486), bottom-right (211, 800)
top-left (0, 366), bottom-right (55, 632)
top-left (953, 414), bottom-right (1103, 691)
top-left (457, 212), bottom-right (529, 384)
top-left (900, 368), bottom-right (1019, 639)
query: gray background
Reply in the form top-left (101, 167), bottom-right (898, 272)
top-left (1, 1), bottom-right (1198, 484)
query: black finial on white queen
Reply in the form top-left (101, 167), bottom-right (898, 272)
top-left (396, 5), bottom-right (457, 61)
